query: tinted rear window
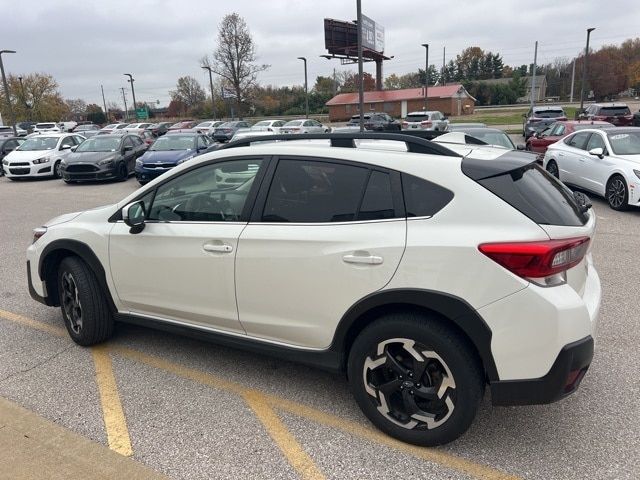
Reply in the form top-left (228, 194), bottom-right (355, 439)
top-left (533, 109), bottom-right (564, 118)
top-left (406, 114), bottom-right (430, 122)
top-left (476, 164), bottom-right (587, 226)
top-left (600, 106), bottom-right (631, 116)
top-left (401, 173), bottom-right (454, 217)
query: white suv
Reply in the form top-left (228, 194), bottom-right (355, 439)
top-left (27, 133), bottom-right (600, 446)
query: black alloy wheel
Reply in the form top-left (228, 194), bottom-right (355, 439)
top-left (606, 175), bottom-right (629, 211)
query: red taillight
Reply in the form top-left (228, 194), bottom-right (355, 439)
top-left (478, 237), bottom-right (590, 279)
top-left (593, 116), bottom-right (607, 121)
top-left (557, 116), bottom-right (567, 121)
top-left (402, 121), bottom-right (408, 127)
top-left (421, 121), bottom-right (432, 127)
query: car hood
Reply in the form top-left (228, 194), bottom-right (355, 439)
top-left (617, 153), bottom-right (640, 164)
top-left (5, 150), bottom-right (54, 162)
top-left (140, 149), bottom-right (194, 164)
top-left (66, 151), bottom-right (117, 164)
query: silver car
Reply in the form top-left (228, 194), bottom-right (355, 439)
top-left (402, 111), bottom-right (449, 131)
top-left (281, 119), bottom-right (329, 134)
top-left (194, 121), bottom-right (225, 137)
top-left (250, 120), bottom-right (287, 134)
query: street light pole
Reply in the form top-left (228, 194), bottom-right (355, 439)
top-left (356, 0), bottom-right (364, 132)
top-left (579, 28), bottom-right (595, 114)
top-left (421, 44), bottom-right (429, 111)
top-left (0, 50), bottom-right (17, 136)
top-left (201, 66), bottom-right (216, 118)
top-left (124, 73), bottom-right (137, 118)
top-left (297, 57), bottom-right (309, 119)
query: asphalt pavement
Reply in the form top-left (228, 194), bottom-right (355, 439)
top-left (0, 174), bottom-right (638, 480)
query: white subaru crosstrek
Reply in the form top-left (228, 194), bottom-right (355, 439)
top-left (4, 133), bottom-right (86, 179)
top-left (27, 133), bottom-right (601, 446)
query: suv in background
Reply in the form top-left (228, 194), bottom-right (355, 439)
top-left (363, 113), bottom-right (401, 131)
top-left (27, 132), bottom-right (600, 447)
top-left (522, 106), bottom-right (567, 139)
top-left (402, 111), bottom-right (449, 131)
top-left (581, 103), bottom-right (634, 126)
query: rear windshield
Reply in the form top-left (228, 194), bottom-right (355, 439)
top-left (36, 123), bottom-right (56, 128)
top-left (406, 114), bottom-right (430, 122)
top-left (474, 163), bottom-right (587, 226)
top-left (600, 106), bottom-right (631, 116)
top-left (533, 109), bottom-right (564, 118)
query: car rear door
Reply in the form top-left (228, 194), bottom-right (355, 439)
top-left (235, 157), bottom-right (407, 349)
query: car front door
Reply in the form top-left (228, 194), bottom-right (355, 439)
top-left (578, 131), bottom-right (613, 195)
top-left (109, 157), bottom-right (266, 334)
top-left (558, 131), bottom-right (591, 186)
top-left (235, 157), bottom-right (407, 349)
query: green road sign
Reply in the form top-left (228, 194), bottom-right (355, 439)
top-left (135, 108), bottom-right (149, 120)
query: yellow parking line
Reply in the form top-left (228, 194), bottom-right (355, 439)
top-left (243, 390), bottom-right (326, 480)
top-left (0, 309), bottom-right (67, 338)
top-left (92, 345), bottom-right (133, 457)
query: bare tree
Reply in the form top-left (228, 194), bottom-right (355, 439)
top-left (170, 76), bottom-right (206, 111)
top-left (202, 13), bottom-right (269, 116)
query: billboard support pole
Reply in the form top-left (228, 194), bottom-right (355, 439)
top-left (356, 0), bottom-right (364, 132)
top-left (375, 59), bottom-right (383, 90)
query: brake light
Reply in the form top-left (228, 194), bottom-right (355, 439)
top-left (478, 237), bottom-right (590, 283)
top-left (593, 116), bottom-right (607, 121)
top-left (402, 121), bottom-right (408, 127)
top-left (421, 121), bottom-right (432, 127)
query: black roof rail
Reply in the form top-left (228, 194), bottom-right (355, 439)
top-left (395, 129), bottom-right (488, 146)
top-left (216, 132), bottom-right (462, 157)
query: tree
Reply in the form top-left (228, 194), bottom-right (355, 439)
top-left (86, 104), bottom-right (106, 124)
top-left (0, 73), bottom-right (68, 122)
top-left (170, 76), bottom-right (206, 111)
top-left (340, 72), bottom-right (376, 92)
top-left (65, 99), bottom-right (87, 121)
top-left (313, 76), bottom-right (337, 95)
top-left (167, 99), bottom-right (187, 117)
top-left (203, 13), bottom-right (269, 117)
top-left (629, 60), bottom-right (640, 90)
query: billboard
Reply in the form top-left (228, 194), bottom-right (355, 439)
top-left (324, 16), bottom-right (384, 56)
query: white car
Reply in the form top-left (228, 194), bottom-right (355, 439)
top-left (0, 126), bottom-right (27, 138)
top-left (3, 133), bottom-right (85, 179)
top-left (123, 123), bottom-right (153, 135)
top-left (194, 121), bottom-right (225, 137)
top-left (32, 122), bottom-right (62, 134)
top-left (27, 132), bottom-right (600, 446)
top-left (402, 111), bottom-right (449, 131)
top-left (280, 119), bottom-right (329, 134)
top-left (250, 119), bottom-right (287, 134)
top-left (542, 127), bottom-right (640, 210)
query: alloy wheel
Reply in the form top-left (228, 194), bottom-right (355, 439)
top-left (546, 161), bottom-right (559, 178)
top-left (363, 338), bottom-right (456, 430)
top-left (607, 177), bottom-right (626, 208)
top-left (61, 272), bottom-right (83, 334)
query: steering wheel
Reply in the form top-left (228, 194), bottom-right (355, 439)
top-left (184, 194), bottom-right (224, 221)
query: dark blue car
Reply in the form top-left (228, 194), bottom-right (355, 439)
top-left (135, 133), bottom-right (212, 185)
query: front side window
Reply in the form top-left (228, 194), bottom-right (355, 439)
top-left (550, 124), bottom-right (565, 136)
top-left (147, 158), bottom-right (263, 222)
top-left (262, 159), bottom-right (369, 223)
top-left (60, 137), bottom-right (75, 148)
top-left (565, 132), bottom-right (591, 150)
top-left (586, 133), bottom-right (606, 152)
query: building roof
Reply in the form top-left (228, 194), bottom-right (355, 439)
top-left (326, 84), bottom-right (473, 106)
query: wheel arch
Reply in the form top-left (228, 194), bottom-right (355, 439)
top-left (38, 239), bottom-right (116, 312)
top-left (331, 289), bottom-right (499, 382)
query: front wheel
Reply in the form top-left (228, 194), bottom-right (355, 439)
top-left (606, 174), bottom-right (629, 211)
top-left (116, 162), bottom-right (128, 181)
top-left (546, 160), bottom-right (559, 179)
top-left (347, 313), bottom-right (483, 446)
top-left (53, 160), bottom-right (62, 179)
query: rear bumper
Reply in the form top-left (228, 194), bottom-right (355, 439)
top-left (490, 335), bottom-right (593, 405)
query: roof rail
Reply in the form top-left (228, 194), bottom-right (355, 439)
top-left (217, 132), bottom-right (461, 157)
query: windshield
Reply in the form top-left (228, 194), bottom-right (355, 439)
top-left (36, 123), bottom-right (56, 129)
top-left (284, 121), bottom-right (303, 127)
top-left (533, 109), bottom-right (564, 118)
top-left (196, 122), bottom-right (212, 128)
top-left (468, 131), bottom-right (514, 149)
top-left (600, 106), bottom-right (631, 116)
top-left (76, 137), bottom-right (120, 152)
top-left (607, 131), bottom-right (640, 155)
top-left (17, 137), bottom-right (58, 151)
top-left (150, 135), bottom-right (195, 151)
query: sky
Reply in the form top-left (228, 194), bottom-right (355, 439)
top-left (2, 0), bottom-right (639, 109)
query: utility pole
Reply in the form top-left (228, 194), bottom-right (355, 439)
top-left (570, 59), bottom-right (576, 103)
top-left (442, 46), bottom-right (446, 85)
top-left (124, 73), bottom-right (137, 118)
top-left (530, 41), bottom-right (538, 110)
top-left (579, 28), bottom-right (595, 114)
top-left (0, 50), bottom-right (17, 136)
top-left (297, 57), bottom-right (309, 118)
top-left (422, 44), bottom-right (429, 111)
top-left (100, 85), bottom-right (108, 122)
top-left (356, 0), bottom-right (364, 132)
top-left (201, 66), bottom-right (216, 117)
top-left (120, 87), bottom-right (128, 121)
top-left (333, 68), bottom-right (337, 96)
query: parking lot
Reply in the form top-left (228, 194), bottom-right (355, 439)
top-left (0, 175), bottom-right (639, 480)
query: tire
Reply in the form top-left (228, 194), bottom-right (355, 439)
top-left (53, 160), bottom-right (62, 179)
top-left (347, 312), bottom-right (484, 446)
top-left (606, 174), bottom-right (629, 211)
top-left (116, 162), bottom-right (128, 182)
top-left (57, 256), bottom-right (114, 346)
top-left (546, 160), bottom-right (559, 179)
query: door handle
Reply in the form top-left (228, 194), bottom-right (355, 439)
top-left (343, 253), bottom-right (383, 265)
top-left (203, 242), bottom-right (233, 253)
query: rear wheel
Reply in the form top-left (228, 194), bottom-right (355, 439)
top-left (117, 162), bottom-right (128, 181)
top-left (606, 174), bottom-right (629, 211)
top-left (546, 160), bottom-right (559, 179)
top-left (57, 257), bottom-right (114, 346)
top-left (347, 313), bottom-right (484, 446)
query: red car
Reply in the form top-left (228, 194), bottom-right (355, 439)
top-left (526, 120), bottom-right (613, 156)
top-left (582, 103), bottom-right (634, 126)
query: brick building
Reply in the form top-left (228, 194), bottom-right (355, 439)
top-left (325, 84), bottom-right (476, 121)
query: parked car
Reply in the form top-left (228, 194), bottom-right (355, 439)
top-left (123, 123), bottom-right (153, 135)
top-left (402, 111), bottom-right (449, 131)
top-left (60, 134), bottom-right (147, 183)
top-left (17, 121), bottom-right (37, 134)
top-left (633, 109), bottom-right (640, 127)
top-left (59, 121), bottom-right (78, 132)
top-left (346, 114), bottom-right (372, 127)
top-left (139, 130), bottom-right (156, 147)
top-left (526, 120), bottom-right (614, 155)
top-left (280, 119), bottom-right (329, 134)
top-left (168, 120), bottom-right (198, 132)
top-left (581, 103), bottom-right (634, 127)
top-left (135, 133), bottom-right (212, 184)
top-left (100, 123), bottom-right (130, 134)
top-left (27, 132), bottom-right (600, 447)
top-left (213, 121), bottom-right (252, 142)
top-left (442, 127), bottom-right (521, 150)
top-left (0, 126), bottom-right (21, 138)
top-left (543, 127), bottom-right (640, 210)
top-left (522, 106), bottom-right (567, 139)
top-left (249, 120), bottom-right (286, 134)
top-left (363, 113), bottom-right (401, 131)
top-left (147, 122), bottom-right (173, 137)
top-left (0, 137), bottom-right (25, 174)
top-left (32, 122), bottom-right (62, 134)
top-left (447, 123), bottom-right (487, 131)
top-left (192, 120), bottom-right (225, 136)
top-left (72, 124), bottom-right (101, 138)
top-left (3, 133), bottom-right (85, 179)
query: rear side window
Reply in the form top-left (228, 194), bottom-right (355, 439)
top-left (262, 159), bottom-right (368, 222)
top-left (477, 164), bottom-right (587, 226)
top-left (401, 173), bottom-right (454, 217)
top-left (358, 171), bottom-right (394, 220)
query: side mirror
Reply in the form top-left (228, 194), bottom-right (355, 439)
top-left (70, 145), bottom-right (78, 152)
top-left (122, 200), bottom-right (146, 233)
top-left (588, 147), bottom-right (604, 159)
top-left (516, 144), bottom-right (526, 150)
top-left (60, 144), bottom-right (72, 150)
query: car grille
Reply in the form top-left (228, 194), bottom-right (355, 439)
top-left (10, 162), bottom-right (30, 166)
top-left (143, 163), bottom-right (174, 169)
top-left (66, 164), bottom-right (99, 172)
top-left (9, 167), bottom-right (30, 175)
